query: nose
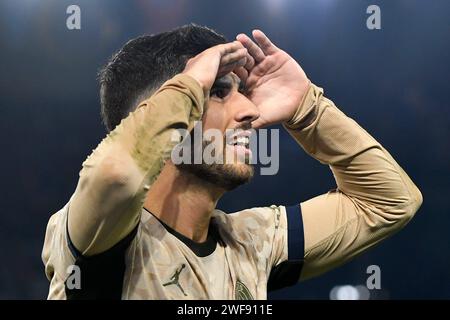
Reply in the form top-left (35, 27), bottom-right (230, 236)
top-left (233, 94), bottom-right (260, 125)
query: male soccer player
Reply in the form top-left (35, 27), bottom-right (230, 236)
top-left (42, 24), bottom-right (422, 299)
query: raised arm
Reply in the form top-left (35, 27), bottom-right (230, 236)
top-left (68, 74), bottom-right (203, 256)
top-left (68, 42), bottom-right (248, 256)
top-left (285, 84), bottom-right (422, 280)
top-left (237, 30), bottom-right (422, 281)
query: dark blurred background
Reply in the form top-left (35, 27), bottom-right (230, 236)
top-left (0, 0), bottom-right (449, 299)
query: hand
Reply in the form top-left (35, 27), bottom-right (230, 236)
top-left (236, 30), bottom-right (310, 128)
top-left (182, 41), bottom-right (248, 95)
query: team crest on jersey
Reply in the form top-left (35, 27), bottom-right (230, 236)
top-left (235, 280), bottom-right (254, 300)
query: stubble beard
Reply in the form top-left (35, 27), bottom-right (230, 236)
top-left (176, 138), bottom-right (254, 191)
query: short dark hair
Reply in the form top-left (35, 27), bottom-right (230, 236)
top-left (98, 24), bottom-right (227, 132)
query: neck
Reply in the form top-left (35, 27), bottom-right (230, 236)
top-left (144, 162), bottom-right (224, 243)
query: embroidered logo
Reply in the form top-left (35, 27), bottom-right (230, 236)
top-left (235, 279), bottom-right (254, 300)
top-left (163, 263), bottom-right (188, 296)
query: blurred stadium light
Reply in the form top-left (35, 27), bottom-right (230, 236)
top-left (330, 285), bottom-right (371, 300)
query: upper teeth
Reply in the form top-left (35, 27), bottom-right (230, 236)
top-left (234, 136), bottom-right (249, 146)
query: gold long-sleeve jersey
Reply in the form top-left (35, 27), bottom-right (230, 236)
top-left (42, 74), bottom-right (422, 299)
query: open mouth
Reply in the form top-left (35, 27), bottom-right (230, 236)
top-left (227, 136), bottom-right (250, 149)
top-left (225, 130), bottom-right (252, 161)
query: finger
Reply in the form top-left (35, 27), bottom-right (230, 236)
top-left (217, 57), bottom-right (246, 78)
top-left (236, 33), bottom-right (265, 63)
top-left (234, 66), bottom-right (248, 84)
top-left (220, 47), bottom-right (247, 66)
top-left (244, 52), bottom-right (255, 71)
top-left (218, 40), bottom-right (244, 55)
top-left (245, 73), bottom-right (258, 91)
top-left (252, 29), bottom-right (278, 55)
top-left (251, 117), bottom-right (266, 129)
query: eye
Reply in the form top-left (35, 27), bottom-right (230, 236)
top-left (210, 87), bottom-right (230, 99)
top-left (238, 82), bottom-right (247, 95)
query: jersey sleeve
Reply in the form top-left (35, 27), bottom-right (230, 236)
top-left (266, 204), bottom-right (305, 291)
top-left (284, 83), bottom-right (423, 281)
top-left (67, 74), bottom-right (204, 256)
top-left (42, 202), bottom-right (139, 299)
top-left (42, 204), bottom-right (76, 299)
